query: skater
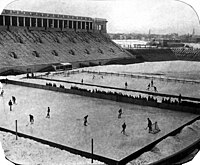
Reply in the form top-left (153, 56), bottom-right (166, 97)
top-left (12, 96), bottom-right (16, 104)
top-left (84, 115), bottom-right (88, 126)
top-left (147, 83), bottom-right (150, 90)
top-left (178, 94), bottom-right (182, 104)
top-left (29, 114), bottom-right (34, 124)
top-left (81, 79), bottom-right (84, 84)
top-left (147, 118), bottom-right (152, 133)
top-left (0, 89), bottom-right (4, 96)
top-left (154, 86), bottom-right (157, 92)
top-left (125, 82), bottom-right (128, 89)
top-left (121, 122), bottom-right (126, 135)
top-left (151, 79), bottom-right (154, 87)
top-left (92, 75), bottom-right (95, 79)
top-left (46, 107), bottom-right (50, 118)
top-left (8, 100), bottom-right (12, 111)
top-left (118, 108), bottom-right (122, 119)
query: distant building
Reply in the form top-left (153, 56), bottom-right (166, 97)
top-left (157, 38), bottom-right (184, 47)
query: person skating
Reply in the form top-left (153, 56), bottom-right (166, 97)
top-left (29, 114), bottom-right (34, 124)
top-left (121, 122), bottom-right (126, 135)
top-left (12, 96), bottom-right (16, 104)
top-left (154, 86), bottom-right (157, 92)
top-left (151, 79), bottom-right (154, 87)
top-left (118, 108), bottom-right (122, 119)
top-left (84, 115), bottom-right (88, 126)
top-left (46, 107), bottom-right (50, 118)
top-left (0, 89), bottom-right (4, 96)
top-left (125, 82), bottom-right (128, 89)
top-left (147, 118), bottom-right (152, 133)
top-left (178, 94), bottom-right (182, 104)
top-left (147, 83), bottom-right (150, 90)
top-left (8, 100), bottom-right (12, 111)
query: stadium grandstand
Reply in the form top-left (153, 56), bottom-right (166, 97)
top-left (0, 9), bottom-right (134, 75)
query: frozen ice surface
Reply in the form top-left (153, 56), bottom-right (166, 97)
top-left (1, 61), bottom-right (200, 164)
top-left (0, 83), bottom-right (196, 162)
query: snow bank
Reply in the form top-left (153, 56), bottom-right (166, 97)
top-left (0, 131), bottom-right (103, 165)
top-left (130, 120), bottom-right (200, 164)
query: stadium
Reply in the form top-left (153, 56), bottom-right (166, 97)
top-left (0, 1), bottom-right (200, 165)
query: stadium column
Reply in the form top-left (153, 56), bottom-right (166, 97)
top-left (47, 19), bottom-right (49, 28)
top-left (3, 16), bottom-right (5, 26)
top-left (35, 18), bottom-right (38, 27)
top-left (62, 20), bottom-right (64, 29)
top-left (66, 20), bottom-right (69, 29)
top-left (76, 21), bottom-right (78, 30)
top-left (10, 16), bottom-right (12, 26)
top-left (41, 18), bottom-right (43, 27)
top-left (71, 20), bottom-right (74, 29)
top-left (30, 17), bottom-right (32, 27)
top-left (52, 19), bottom-right (54, 28)
top-left (84, 21), bottom-right (87, 30)
top-left (89, 22), bottom-right (91, 31)
top-left (23, 17), bottom-right (25, 27)
top-left (80, 21), bottom-right (82, 29)
top-left (57, 19), bottom-right (59, 28)
top-left (17, 16), bottom-right (19, 26)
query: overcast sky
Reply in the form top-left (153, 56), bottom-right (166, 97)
top-left (1, 0), bottom-right (200, 35)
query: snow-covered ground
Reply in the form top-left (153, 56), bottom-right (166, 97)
top-left (1, 61), bottom-right (200, 164)
top-left (0, 131), bottom-right (102, 165)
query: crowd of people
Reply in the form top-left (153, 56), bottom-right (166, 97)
top-left (46, 82), bottom-right (65, 89)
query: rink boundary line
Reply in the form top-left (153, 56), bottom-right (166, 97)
top-left (0, 127), bottom-right (118, 165)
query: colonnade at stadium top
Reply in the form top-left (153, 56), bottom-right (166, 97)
top-left (0, 9), bottom-right (107, 33)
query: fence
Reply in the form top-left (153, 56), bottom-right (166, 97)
top-left (3, 79), bottom-right (200, 114)
top-left (81, 70), bottom-right (200, 85)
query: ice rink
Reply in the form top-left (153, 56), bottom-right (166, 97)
top-left (0, 61), bottom-right (200, 164)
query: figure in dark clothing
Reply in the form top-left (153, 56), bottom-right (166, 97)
top-left (151, 79), bottom-right (154, 87)
top-left (178, 94), bottom-right (182, 104)
top-left (154, 86), bottom-right (157, 92)
top-left (118, 108), bottom-right (122, 119)
top-left (147, 83), bottom-right (150, 90)
top-left (121, 122), bottom-right (126, 134)
top-left (125, 82), bottom-right (128, 89)
top-left (147, 118), bottom-right (152, 133)
top-left (29, 114), bottom-right (34, 124)
top-left (46, 107), bottom-right (50, 118)
top-left (84, 115), bottom-right (88, 126)
top-left (12, 96), bottom-right (16, 104)
top-left (0, 89), bottom-right (4, 96)
top-left (8, 100), bottom-right (12, 111)
top-left (81, 79), bottom-right (84, 84)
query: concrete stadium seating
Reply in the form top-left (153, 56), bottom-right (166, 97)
top-left (0, 27), bottom-right (133, 75)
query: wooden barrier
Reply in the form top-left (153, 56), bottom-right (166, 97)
top-left (80, 70), bottom-right (200, 84)
top-left (4, 79), bottom-right (200, 114)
